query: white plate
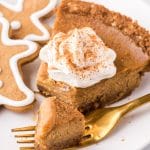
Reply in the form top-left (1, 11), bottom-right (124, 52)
top-left (0, 0), bottom-right (150, 150)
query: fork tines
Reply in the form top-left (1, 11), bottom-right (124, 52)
top-left (12, 126), bottom-right (36, 150)
top-left (20, 147), bottom-right (34, 150)
top-left (12, 126), bottom-right (36, 132)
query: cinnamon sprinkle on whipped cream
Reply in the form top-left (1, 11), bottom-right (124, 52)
top-left (40, 27), bottom-right (117, 88)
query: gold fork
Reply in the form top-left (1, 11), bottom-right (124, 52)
top-left (12, 94), bottom-right (150, 150)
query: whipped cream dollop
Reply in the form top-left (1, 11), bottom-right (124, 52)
top-left (40, 27), bottom-right (117, 88)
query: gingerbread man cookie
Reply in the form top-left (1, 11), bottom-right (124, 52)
top-left (0, 16), bottom-right (40, 112)
top-left (0, 0), bottom-right (58, 43)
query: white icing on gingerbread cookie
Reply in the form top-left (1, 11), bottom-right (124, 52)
top-left (0, 0), bottom-right (58, 42)
top-left (11, 20), bottom-right (21, 30)
top-left (0, 16), bottom-right (38, 107)
top-left (24, 0), bottom-right (58, 42)
top-left (0, 0), bottom-right (24, 12)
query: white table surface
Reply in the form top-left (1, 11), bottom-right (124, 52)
top-left (0, 0), bottom-right (150, 150)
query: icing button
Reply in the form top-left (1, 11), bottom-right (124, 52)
top-left (11, 20), bottom-right (21, 30)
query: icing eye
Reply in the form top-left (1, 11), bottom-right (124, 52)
top-left (11, 20), bottom-right (21, 30)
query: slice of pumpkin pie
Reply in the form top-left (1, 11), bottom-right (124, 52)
top-left (35, 97), bottom-right (85, 150)
top-left (37, 0), bottom-right (150, 113)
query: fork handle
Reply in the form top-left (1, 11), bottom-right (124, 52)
top-left (118, 94), bottom-right (150, 116)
